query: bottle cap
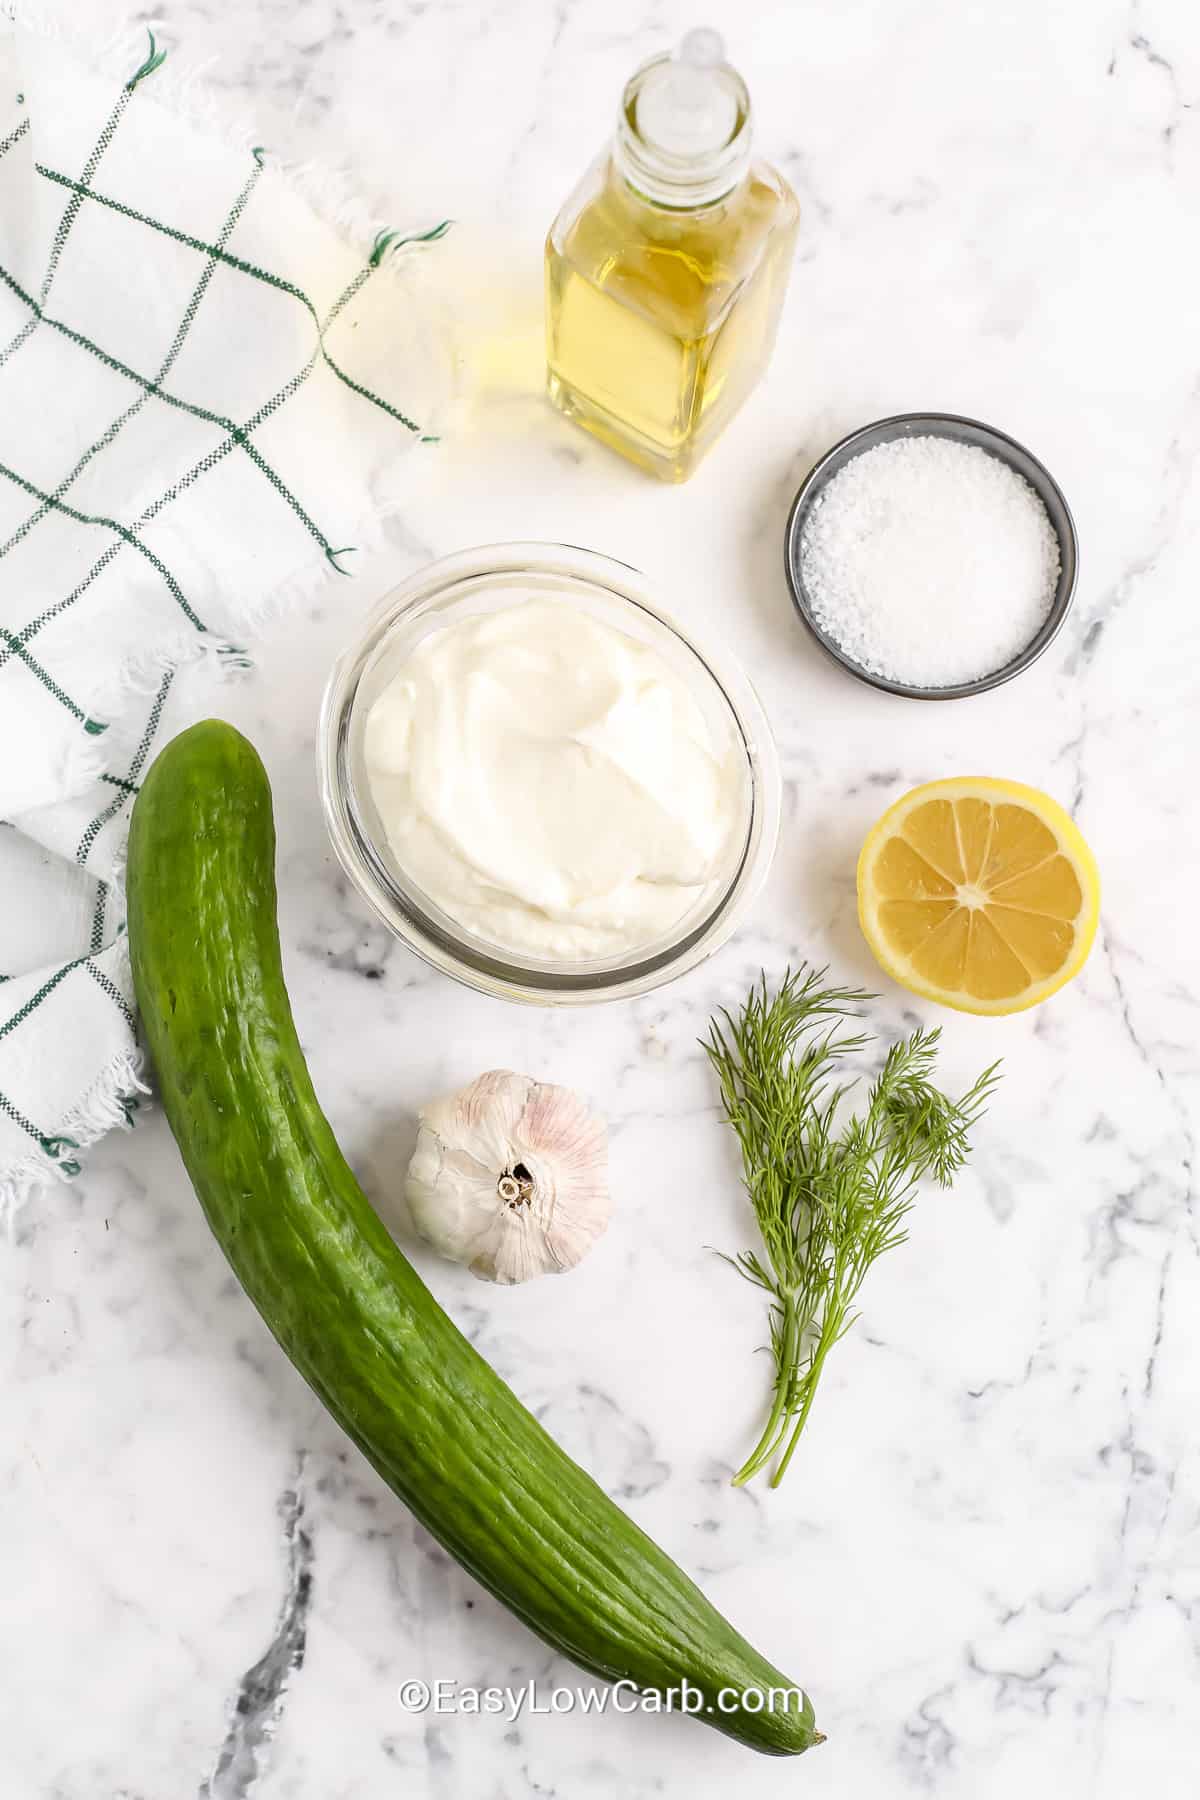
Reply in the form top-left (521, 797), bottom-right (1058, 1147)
top-left (616, 30), bottom-right (751, 208)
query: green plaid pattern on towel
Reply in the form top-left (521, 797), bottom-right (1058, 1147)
top-left (0, 19), bottom-right (448, 1220)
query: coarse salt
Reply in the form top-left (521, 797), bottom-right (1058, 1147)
top-left (797, 435), bottom-right (1061, 688)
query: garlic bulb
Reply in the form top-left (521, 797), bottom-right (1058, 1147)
top-left (405, 1070), bottom-right (609, 1284)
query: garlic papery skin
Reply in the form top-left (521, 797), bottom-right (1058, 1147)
top-left (405, 1070), bottom-right (610, 1284)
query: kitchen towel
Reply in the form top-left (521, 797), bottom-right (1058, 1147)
top-left (0, 11), bottom-right (449, 1221)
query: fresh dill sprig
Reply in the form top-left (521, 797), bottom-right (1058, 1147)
top-left (704, 966), bottom-right (1000, 1489)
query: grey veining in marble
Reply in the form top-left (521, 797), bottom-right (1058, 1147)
top-left (4, 1), bottom-right (1199, 1797)
top-left (202, 1462), bottom-right (314, 1800)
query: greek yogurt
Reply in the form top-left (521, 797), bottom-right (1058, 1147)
top-left (362, 599), bottom-right (745, 960)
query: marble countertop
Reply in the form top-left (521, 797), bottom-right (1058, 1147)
top-left (6, 1), bottom-right (1198, 1796)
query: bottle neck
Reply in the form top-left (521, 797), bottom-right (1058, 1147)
top-left (613, 41), bottom-right (752, 211)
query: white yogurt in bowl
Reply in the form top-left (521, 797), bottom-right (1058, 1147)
top-left (362, 599), bottom-right (746, 962)
top-left (318, 544), bottom-right (780, 1005)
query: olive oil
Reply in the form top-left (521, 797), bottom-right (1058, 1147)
top-left (545, 31), bottom-right (798, 483)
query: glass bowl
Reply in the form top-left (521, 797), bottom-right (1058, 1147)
top-left (317, 543), bottom-right (781, 1005)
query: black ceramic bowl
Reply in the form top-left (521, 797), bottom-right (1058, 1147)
top-left (783, 412), bottom-right (1078, 700)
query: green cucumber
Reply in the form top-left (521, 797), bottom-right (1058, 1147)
top-left (127, 720), bottom-right (820, 1757)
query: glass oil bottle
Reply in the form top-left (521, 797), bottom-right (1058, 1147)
top-left (545, 30), bottom-right (799, 483)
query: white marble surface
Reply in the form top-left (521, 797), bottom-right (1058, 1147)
top-left (6, 1), bottom-right (1200, 1795)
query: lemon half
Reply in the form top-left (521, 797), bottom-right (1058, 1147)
top-left (857, 778), bottom-right (1100, 1015)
